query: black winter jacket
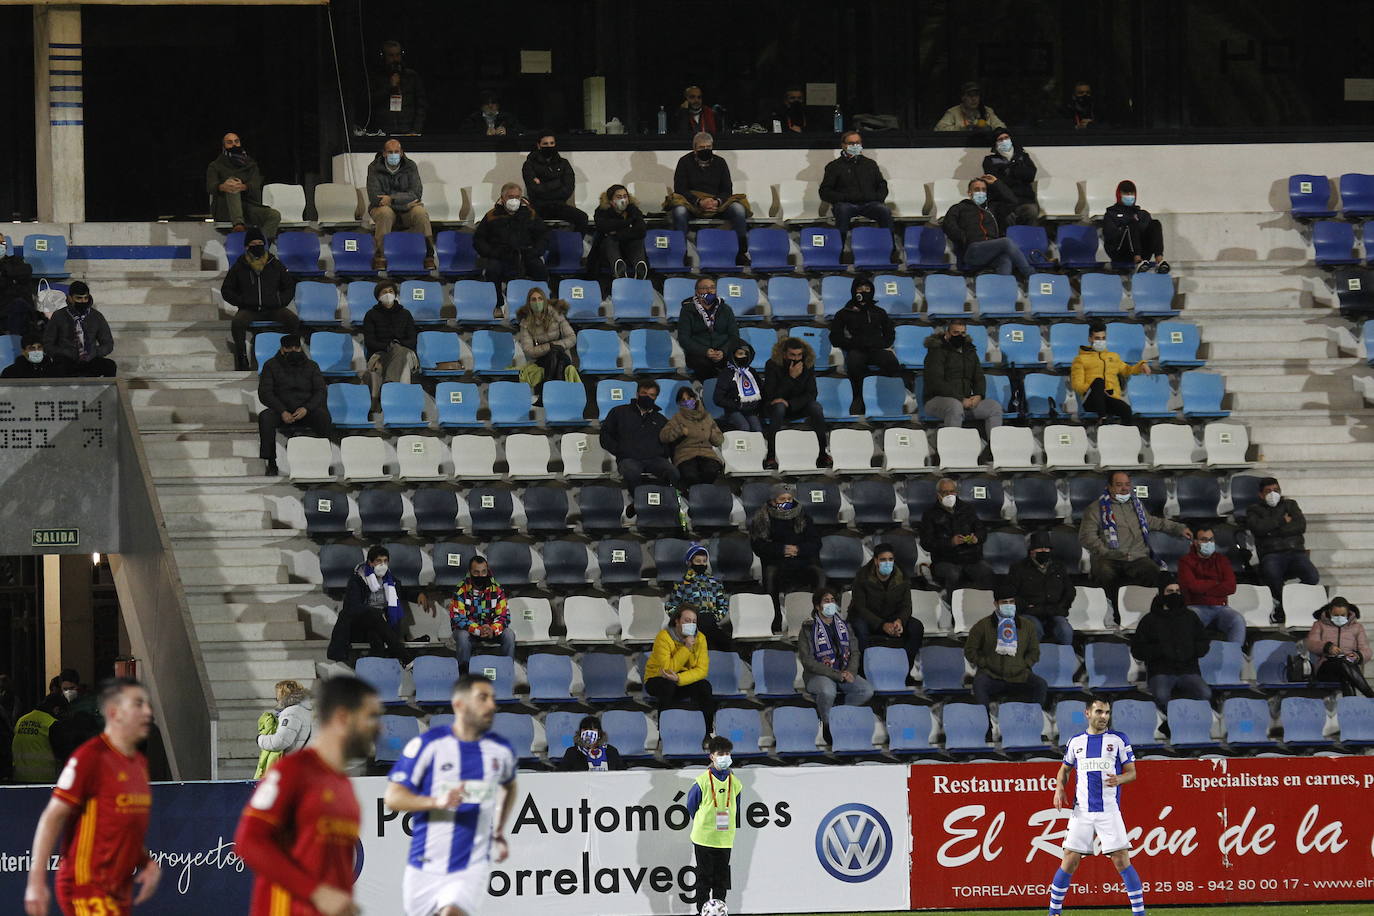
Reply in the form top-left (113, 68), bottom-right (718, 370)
top-left (918, 500), bottom-right (987, 564)
top-left (593, 204), bottom-right (647, 241)
top-left (1005, 556), bottom-right (1074, 621)
top-left (365, 154), bottom-right (424, 211)
top-left (1102, 204), bottom-right (1156, 259)
top-left (1, 355), bottom-right (58, 379)
top-left (980, 145), bottom-right (1037, 206)
top-left (1246, 498), bottom-right (1308, 557)
top-left (221, 254), bottom-right (295, 311)
top-left (521, 150), bottom-right (577, 208)
top-left (922, 333), bottom-right (985, 400)
top-left (362, 304), bottom-right (418, 356)
top-left (677, 300), bottom-right (739, 360)
top-left (44, 307), bottom-right (113, 364)
top-left (673, 153), bottom-right (734, 201)
top-left (751, 512), bottom-right (822, 567)
top-left (819, 153), bottom-right (889, 205)
top-left (474, 205), bottom-right (549, 259)
top-left (942, 180), bottom-right (1016, 256)
top-left (599, 403), bottom-right (669, 462)
top-left (1131, 596), bottom-right (1209, 677)
top-left (258, 353), bottom-right (327, 414)
top-left (762, 358), bottom-right (817, 411)
top-left (713, 344), bottom-right (764, 415)
top-left (368, 67), bottom-right (428, 134)
top-left (206, 151), bottom-right (266, 220)
top-left (831, 301), bottom-right (894, 352)
top-left (848, 564), bottom-right (913, 630)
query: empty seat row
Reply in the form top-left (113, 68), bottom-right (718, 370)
top-left (1288, 173), bottom-right (1374, 220)
top-left (1310, 220), bottom-right (1374, 267)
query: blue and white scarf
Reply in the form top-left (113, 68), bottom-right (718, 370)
top-left (579, 745), bottom-right (609, 771)
top-left (1097, 490), bottom-right (1158, 562)
top-left (995, 616), bottom-right (1019, 656)
top-left (357, 562), bottom-right (402, 628)
top-left (729, 360), bottom-right (761, 405)
top-left (811, 615), bottom-right (851, 670)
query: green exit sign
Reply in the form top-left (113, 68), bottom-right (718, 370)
top-left (32, 528), bottom-right (80, 547)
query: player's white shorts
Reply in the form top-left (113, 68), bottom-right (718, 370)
top-left (404, 864), bottom-right (490, 916)
top-left (1063, 809), bottom-right (1130, 854)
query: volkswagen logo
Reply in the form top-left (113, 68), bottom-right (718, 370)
top-left (814, 803), bottom-right (893, 883)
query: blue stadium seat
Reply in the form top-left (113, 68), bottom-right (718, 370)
top-left (1181, 370), bottom-right (1230, 418)
top-left (766, 276), bottom-right (813, 320)
top-left (434, 230), bottom-right (478, 278)
top-left (632, 484), bottom-right (682, 531)
top-left (873, 274), bottom-right (916, 316)
top-left (998, 323), bottom-right (1042, 368)
top-left (344, 280), bottom-right (377, 325)
top-left (751, 648), bottom-right (799, 698)
top-left (1048, 323), bottom-right (1088, 368)
top-left (400, 280), bottom-right (445, 325)
top-left (276, 231), bottom-right (323, 276)
top-left (695, 228), bottom-right (739, 271)
top-left (1054, 699), bottom-right (1087, 740)
top-left (747, 228), bottom-right (791, 272)
top-left (452, 280), bottom-right (501, 326)
top-left (813, 376), bottom-right (852, 420)
top-left (1280, 696), bottom-right (1329, 747)
top-left (319, 544), bottom-right (363, 590)
top-left (887, 704), bottom-right (936, 753)
top-left (431, 542), bottom-right (469, 587)
top-left (850, 226), bottom-right (897, 270)
top-left (596, 539), bottom-right (643, 586)
top-left (736, 327), bottom-right (777, 367)
top-left (1006, 225), bottom-right (1054, 271)
top-left (577, 329), bottom-right (622, 374)
top-left (963, 324), bottom-right (991, 366)
top-left (1288, 174), bottom-right (1336, 219)
top-left (943, 703), bottom-right (991, 752)
top-left (295, 281), bottom-right (340, 326)
top-left (714, 707), bottom-right (764, 757)
top-left (1032, 643), bottom-right (1078, 690)
top-left (601, 709), bottom-right (651, 758)
top-left (706, 650), bottom-right (747, 699)
top-left (662, 278), bottom-right (696, 320)
top-left (791, 326), bottom-right (831, 370)
top-left (1339, 173), bottom-right (1374, 219)
top-left (861, 376), bottom-right (909, 421)
top-left (558, 279), bottom-right (602, 324)
top-left (1166, 698), bottom-right (1217, 749)
top-left (470, 330), bottom-right (518, 377)
top-left (1110, 699), bottom-right (1161, 749)
top-left (646, 229), bottom-right (687, 270)
top-left (894, 324), bottom-right (929, 369)
top-left (718, 276), bottom-right (764, 322)
top-left (1028, 273), bottom-right (1074, 318)
top-left (1147, 530), bottom-right (1190, 573)
top-left (1199, 641), bottom-right (1246, 688)
top-left (1105, 322), bottom-right (1146, 364)
top-left (830, 706), bottom-right (878, 754)
top-left (375, 716), bottom-right (420, 763)
top-left (469, 656), bottom-right (516, 701)
top-left (22, 234), bottom-right (69, 278)
top-left (303, 490), bottom-right (350, 538)
top-left (998, 702), bottom-right (1051, 752)
top-left (975, 273), bottom-right (1020, 316)
top-left (505, 280), bottom-right (551, 313)
top-left (488, 380), bottom-right (536, 426)
top-left (415, 330), bottom-right (463, 379)
top-left (490, 712), bottom-right (535, 760)
top-left (820, 275), bottom-right (852, 318)
top-left (849, 479), bottom-right (896, 526)
top-left (923, 274), bottom-right (969, 317)
top-left (1156, 321), bottom-right (1203, 367)
top-left (327, 383), bottom-right (372, 428)
top-left (1012, 477), bottom-right (1060, 523)
top-left (799, 227), bottom-right (843, 271)
top-left (1022, 373), bottom-right (1067, 419)
top-left (435, 382), bottom-right (481, 428)
top-left (543, 380), bottom-right (588, 425)
top-left (1131, 272), bottom-right (1178, 316)
top-left (331, 232), bottom-right (375, 276)
top-left (383, 232), bottom-right (429, 277)
top-left (542, 540), bottom-right (591, 587)
top-left (382, 543), bottom-right (422, 586)
top-left (1313, 221), bottom-right (1360, 266)
top-left (580, 653), bottom-right (629, 702)
top-left (1085, 642), bottom-right (1132, 690)
top-left (253, 331), bottom-right (284, 370)
top-left (380, 382), bottom-right (427, 428)
top-left (611, 278), bottom-right (656, 323)
top-left (358, 490), bottom-right (405, 538)
top-left (1337, 696), bottom-right (1374, 746)
top-left (306, 332), bottom-right (354, 378)
top-left (1176, 475), bottom-right (1221, 520)
top-left (820, 534), bottom-right (864, 580)
top-left (523, 486), bottom-right (571, 535)
top-left (579, 484), bottom-right (626, 533)
top-left (412, 488), bottom-right (459, 536)
top-left (863, 647), bottom-right (912, 696)
top-left (594, 379), bottom-right (634, 419)
top-left (1251, 639), bottom-right (1298, 688)
top-left (412, 656), bottom-right (460, 705)
top-left (544, 711), bottom-right (581, 755)
top-left (919, 646), bottom-right (967, 693)
top-left (1079, 273), bottom-right (1125, 315)
top-left (1223, 697), bottom-right (1275, 748)
top-left (526, 653), bottom-right (575, 702)
top-left (224, 230), bottom-right (246, 265)
top-left (545, 229), bottom-right (584, 275)
top-left (660, 708), bottom-right (707, 758)
top-left (903, 225), bottom-right (949, 270)
top-left (1057, 225), bottom-right (1103, 269)
top-left (356, 657), bottom-right (405, 704)
top-left (772, 706), bottom-right (823, 757)
top-left (1124, 374), bottom-right (1175, 418)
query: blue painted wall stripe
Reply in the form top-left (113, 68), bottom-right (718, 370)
top-left (48, 42), bottom-right (83, 49)
top-left (49, 120), bottom-right (84, 127)
top-left (69, 245), bottom-right (193, 260)
top-left (49, 86), bottom-right (83, 93)
top-left (50, 55), bottom-right (82, 61)
top-left (49, 102), bottom-right (83, 109)
top-left (49, 69), bottom-right (82, 76)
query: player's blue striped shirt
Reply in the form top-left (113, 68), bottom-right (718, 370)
top-left (1062, 729), bottom-right (1134, 813)
top-left (387, 726), bottom-right (517, 874)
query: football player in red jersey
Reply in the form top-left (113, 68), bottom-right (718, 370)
top-left (235, 675), bottom-right (381, 916)
top-left (24, 678), bottom-right (162, 916)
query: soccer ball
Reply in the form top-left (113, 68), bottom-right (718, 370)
top-left (699, 900), bottom-right (729, 916)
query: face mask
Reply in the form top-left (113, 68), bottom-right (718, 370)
top-left (971, 191), bottom-right (988, 206)
top-left (695, 148), bottom-right (714, 161)
top-left (774, 499), bottom-right (796, 511)
top-left (700, 293), bottom-right (718, 306)
top-left (247, 244), bottom-right (266, 258)
top-left (1163, 593), bottom-right (1185, 609)
top-left (680, 622), bottom-right (698, 637)
top-left (691, 562), bottom-right (708, 573)
top-left (227, 148), bottom-right (247, 163)
top-left (845, 144), bottom-right (863, 157)
top-left (996, 139), bottom-right (1013, 154)
top-left (504, 197), bottom-right (522, 213)
top-left (540, 147), bottom-right (557, 158)
top-left (62, 689), bottom-right (78, 703)
top-left (821, 602), bottom-right (840, 618)
top-left (877, 560), bottom-right (895, 576)
top-left (1198, 542), bottom-right (1216, 557)
top-left (26, 350), bottom-right (44, 364)
top-left (1032, 551), bottom-right (1051, 566)
top-left (856, 290), bottom-right (873, 305)
top-left (1331, 615), bottom-right (1349, 627)
top-left (997, 603), bottom-right (1017, 618)
top-left (282, 350), bottom-right (305, 365)
top-left (385, 152), bottom-right (401, 167)
top-left (680, 398), bottom-right (698, 409)
top-left (371, 562), bottom-right (389, 578)
top-left (579, 729), bottom-right (600, 745)
top-left (1091, 339), bottom-right (1107, 351)
top-left (612, 197), bottom-right (629, 211)
top-left (379, 292), bottom-right (397, 306)
top-left (70, 300), bottom-right (91, 314)
top-left (712, 754), bottom-right (733, 771)
top-left (733, 352), bottom-right (749, 364)
top-left (470, 575), bottom-right (491, 589)
top-left (939, 494), bottom-right (957, 509)
top-left (530, 299), bottom-right (546, 313)
top-left (1114, 492), bottom-right (1132, 504)
top-left (1121, 195), bottom-right (1136, 206)
top-left (1264, 491), bottom-right (1281, 507)
top-left (637, 395), bottom-right (656, 409)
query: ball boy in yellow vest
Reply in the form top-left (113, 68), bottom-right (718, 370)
top-left (684, 736), bottom-right (741, 914)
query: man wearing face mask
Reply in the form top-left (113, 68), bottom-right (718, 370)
top-left (367, 39), bottom-right (427, 136)
top-left (462, 91), bottom-right (527, 135)
top-left (43, 281), bottom-right (116, 378)
top-left (361, 279), bottom-right (419, 404)
top-left (774, 86), bottom-right (808, 133)
top-left (923, 318), bottom-right (1003, 432)
top-left (965, 578), bottom-right (1048, 708)
top-left (672, 85), bottom-right (718, 136)
top-left (942, 178), bottom-right (1032, 279)
top-left (847, 545), bottom-right (923, 675)
top-left (327, 545), bottom-right (411, 664)
top-left (980, 130), bottom-right (1040, 226)
top-left (1102, 180), bottom-right (1168, 273)
top-left (935, 82), bottom-right (1006, 132)
top-left (256, 334), bottom-right (332, 477)
top-left (798, 587), bottom-right (875, 724)
top-left (1006, 530), bottom-right (1076, 645)
top-left (920, 477), bottom-right (995, 597)
top-left (600, 378), bottom-right (679, 496)
top-left (221, 227), bottom-right (301, 372)
top-left (448, 556), bottom-right (514, 670)
top-left (366, 138), bottom-right (436, 272)
top-left (1177, 528), bottom-right (1246, 644)
top-left (521, 133), bottom-right (589, 232)
top-left (1071, 320), bottom-right (1148, 424)
top-left (666, 545), bottom-right (732, 650)
top-left (667, 133), bottom-right (750, 256)
top-left (2, 335), bottom-right (56, 378)
top-left (750, 485), bottom-right (825, 620)
top-left (475, 181), bottom-right (550, 285)
top-left (819, 131), bottom-right (893, 238)
top-left (831, 274), bottom-right (899, 410)
top-left (1245, 477), bottom-right (1319, 623)
top-left (1063, 81), bottom-right (1098, 130)
top-left (1130, 576), bottom-right (1212, 711)
top-left (678, 276), bottom-right (740, 382)
top-left (206, 131), bottom-right (281, 238)
top-left (1079, 471), bottom-right (1191, 602)
top-left (762, 337), bottom-right (831, 469)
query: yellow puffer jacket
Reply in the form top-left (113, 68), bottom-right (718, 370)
top-left (643, 628), bottom-right (709, 685)
top-left (1070, 346), bottom-right (1146, 398)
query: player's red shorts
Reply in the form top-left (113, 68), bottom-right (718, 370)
top-left (56, 883), bottom-right (132, 916)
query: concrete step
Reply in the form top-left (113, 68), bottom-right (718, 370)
top-left (158, 492), bottom-right (273, 514)
top-left (150, 457), bottom-right (259, 478)
top-left (1247, 423), bottom-right (1374, 446)
top-left (1221, 373), bottom-right (1355, 394)
top-left (165, 511), bottom-right (273, 533)
top-left (145, 438), bottom-right (263, 461)
top-left (187, 601), bottom-right (306, 624)
top-left (121, 354), bottom-right (232, 374)
top-left (174, 545), bottom-right (284, 567)
top-left (195, 620), bottom-right (307, 641)
top-left (1257, 441), bottom-right (1374, 462)
top-left (97, 304), bottom-right (221, 323)
top-left (1207, 339), bottom-right (1334, 360)
top-left (178, 564), bottom-right (286, 586)
top-left (1230, 390), bottom-right (1362, 411)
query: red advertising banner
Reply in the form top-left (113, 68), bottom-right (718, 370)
top-left (910, 756), bottom-right (1374, 909)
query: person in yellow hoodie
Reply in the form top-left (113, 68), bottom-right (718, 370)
top-left (1071, 320), bottom-right (1150, 423)
top-left (644, 603), bottom-right (713, 731)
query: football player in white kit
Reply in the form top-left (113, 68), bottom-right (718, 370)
top-left (385, 673), bottom-right (518, 916)
top-left (1047, 695), bottom-right (1146, 916)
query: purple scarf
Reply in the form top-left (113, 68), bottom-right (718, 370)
top-left (811, 615), bottom-right (851, 670)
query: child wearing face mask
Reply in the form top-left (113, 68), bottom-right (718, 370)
top-left (556, 715), bottom-right (626, 771)
top-left (1071, 319), bottom-right (1149, 424)
top-left (684, 736), bottom-right (741, 916)
top-left (667, 545), bottom-right (731, 649)
top-left (1306, 600), bottom-right (1373, 697)
top-left (659, 385), bottom-right (725, 488)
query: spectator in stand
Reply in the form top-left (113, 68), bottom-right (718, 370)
top-left (799, 586), bottom-right (874, 723)
top-left (980, 130), bottom-right (1040, 226)
top-left (368, 40), bottom-right (427, 135)
top-left (750, 484), bottom-right (825, 618)
top-left (462, 91), bottom-right (528, 136)
top-left (644, 604), bottom-right (714, 730)
top-left (514, 288), bottom-right (577, 393)
top-left (1130, 576), bottom-right (1212, 711)
top-left (673, 86), bottom-right (718, 136)
top-left (667, 544), bottom-right (732, 650)
top-left (1177, 528), bottom-right (1246, 644)
top-left (934, 82), bottom-right (1006, 133)
top-left (10, 692), bottom-right (66, 784)
top-left (448, 555), bottom-right (513, 670)
top-left (762, 336), bottom-right (831, 470)
top-left (920, 477), bottom-right (995, 596)
top-left (922, 318), bottom-right (1002, 432)
top-left (831, 274), bottom-right (899, 411)
top-left (678, 276), bottom-right (739, 382)
top-left (1071, 320), bottom-right (1148, 424)
top-left (206, 132), bottom-right (281, 238)
top-left (660, 385), bottom-right (725, 488)
top-left (1064, 81), bottom-right (1099, 130)
top-left (326, 545), bottom-right (411, 664)
top-left (475, 182), bottom-right (549, 284)
top-left (847, 545), bottom-right (923, 675)
top-left (1102, 181), bottom-right (1169, 273)
top-left (522, 133), bottom-right (588, 232)
top-left (965, 578), bottom-right (1047, 708)
top-left (366, 139), bottom-right (435, 272)
top-left (774, 86), bottom-right (808, 133)
top-left (668, 133), bottom-right (749, 256)
top-left (256, 334), bottom-right (330, 477)
top-left (942, 178), bottom-right (1033, 279)
top-left (818, 130), bottom-right (892, 237)
top-left (222, 228), bottom-right (300, 372)
top-left (1080, 471), bottom-right (1191, 599)
top-left (1, 335), bottom-right (57, 379)
top-left (0, 234), bottom-right (38, 337)
top-left (600, 378), bottom-right (678, 496)
top-left (361, 279), bottom-right (419, 405)
top-left (714, 339), bottom-right (765, 433)
top-left (1006, 531), bottom-right (1075, 645)
top-left (255, 679), bottom-right (312, 778)
top-left (593, 184), bottom-right (648, 280)
top-left (43, 281), bottom-right (115, 378)
top-left (1246, 477), bottom-right (1319, 624)
top-left (557, 715), bottom-right (626, 772)
top-left (1306, 599), bottom-right (1373, 698)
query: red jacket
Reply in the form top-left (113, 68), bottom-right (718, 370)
top-left (1177, 550), bottom-right (1236, 606)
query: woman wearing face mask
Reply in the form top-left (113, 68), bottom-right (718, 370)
top-left (1071, 319), bottom-right (1150, 424)
top-left (666, 545), bottom-right (731, 650)
top-left (979, 130), bottom-right (1040, 226)
top-left (847, 545), bottom-right (923, 673)
top-left (798, 587), bottom-right (874, 724)
top-left (1129, 576), bottom-right (1212, 712)
top-left (659, 385), bottom-right (725, 488)
top-left (713, 339), bottom-right (765, 433)
top-left (557, 715), bottom-right (625, 772)
top-left (592, 184), bottom-right (648, 280)
top-left (1102, 180), bottom-right (1168, 274)
top-left (1306, 600), bottom-right (1373, 697)
top-left (361, 279), bottom-right (419, 405)
top-left (750, 485), bottom-right (825, 620)
top-left (644, 604), bottom-right (714, 731)
top-left (515, 288), bottom-right (577, 393)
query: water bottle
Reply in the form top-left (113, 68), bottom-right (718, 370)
top-left (656, 106), bottom-right (667, 135)
top-left (833, 105), bottom-right (843, 133)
